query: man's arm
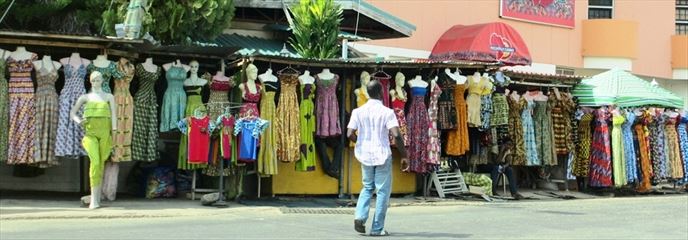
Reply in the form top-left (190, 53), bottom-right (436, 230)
top-left (347, 128), bottom-right (357, 142)
top-left (389, 127), bottom-right (409, 171)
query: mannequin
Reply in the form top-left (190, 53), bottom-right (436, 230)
top-left (9, 46), bottom-right (35, 61)
top-left (298, 70), bottom-right (315, 85)
top-left (354, 71), bottom-right (370, 106)
top-left (408, 75), bottom-right (428, 88)
top-left (33, 55), bottom-right (62, 72)
top-left (317, 68), bottom-right (335, 80)
top-left (184, 60), bottom-right (207, 86)
top-left (70, 71), bottom-right (117, 209)
top-left (61, 52), bottom-right (91, 68)
top-left (472, 71), bottom-right (481, 84)
top-left (390, 72), bottom-right (407, 102)
top-left (258, 68), bottom-right (278, 83)
top-left (162, 59), bottom-right (190, 72)
top-left (430, 75), bottom-right (438, 90)
top-left (445, 68), bottom-right (467, 85)
top-left (141, 57), bottom-right (157, 73)
top-left (510, 89), bottom-right (520, 101)
top-left (92, 54), bottom-right (111, 68)
top-left (239, 64), bottom-right (259, 100)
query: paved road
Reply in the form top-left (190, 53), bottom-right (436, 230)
top-left (1, 195), bottom-right (687, 239)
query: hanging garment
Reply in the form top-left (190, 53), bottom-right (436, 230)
top-left (34, 59), bottom-right (60, 167)
top-left (234, 117), bottom-right (269, 161)
top-left (7, 54), bottom-right (38, 165)
top-left (178, 116), bottom-right (215, 164)
top-left (257, 81), bottom-right (278, 175)
top-left (207, 76), bottom-right (232, 120)
top-left (427, 83), bottom-right (442, 170)
top-left (240, 82), bottom-right (261, 118)
top-left (178, 86), bottom-right (207, 170)
top-left (573, 113), bottom-right (593, 177)
top-left (534, 100), bottom-right (556, 166)
top-left (649, 113), bottom-right (668, 181)
top-left (111, 60), bottom-right (135, 162)
top-left (677, 113), bottom-right (688, 184)
top-left (437, 73), bottom-right (458, 130)
top-left (297, 83), bottom-right (317, 171)
top-left (635, 111), bottom-right (653, 192)
top-left (406, 86), bottom-right (430, 174)
top-left (622, 111), bottom-right (638, 183)
top-left (81, 101), bottom-right (113, 187)
top-left (0, 53), bottom-right (7, 162)
top-left (204, 114), bottom-right (235, 177)
top-left (87, 62), bottom-right (122, 93)
top-left (611, 114), bottom-right (627, 187)
top-left (551, 93), bottom-right (576, 155)
top-left (522, 98), bottom-right (539, 166)
top-left (160, 66), bottom-right (187, 132)
top-left (355, 86), bottom-right (369, 107)
top-left (56, 59), bottom-right (87, 157)
top-left (479, 93), bottom-right (493, 131)
top-left (446, 84), bottom-right (469, 156)
top-left (131, 64), bottom-right (160, 162)
top-left (373, 75), bottom-right (391, 107)
top-left (665, 115), bottom-right (684, 179)
top-left (466, 76), bottom-right (483, 127)
top-left (315, 74), bottom-right (341, 137)
top-left (275, 74), bottom-right (301, 163)
top-left (506, 96), bottom-right (526, 165)
top-left (491, 93), bottom-right (509, 127)
top-left (589, 108), bottom-right (612, 188)
top-left (391, 94), bottom-right (409, 146)
top-left (217, 115), bottom-right (236, 160)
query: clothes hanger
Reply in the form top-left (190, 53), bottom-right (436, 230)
top-left (372, 67), bottom-right (391, 79)
top-left (277, 64), bottom-right (300, 75)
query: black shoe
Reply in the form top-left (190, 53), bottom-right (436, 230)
top-left (354, 219), bottom-right (366, 233)
top-left (512, 193), bottom-right (524, 200)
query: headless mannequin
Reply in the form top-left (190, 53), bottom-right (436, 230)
top-left (9, 46), bottom-right (35, 61)
top-left (408, 75), bottom-right (429, 88)
top-left (390, 72), bottom-right (407, 102)
top-left (33, 55), bottom-right (62, 73)
top-left (313, 67), bottom-right (340, 179)
top-left (61, 52), bottom-right (91, 69)
top-left (354, 71), bottom-right (371, 106)
top-left (299, 70), bottom-right (315, 85)
top-left (70, 72), bottom-right (117, 209)
top-left (510, 90), bottom-right (520, 101)
top-left (184, 60), bottom-right (207, 86)
top-left (92, 54), bottom-right (111, 68)
top-left (258, 68), bottom-right (278, 83)
top-left (317, 68), bottom-right (335, 80)
top-left (239, 64), bottom-right (259, 99)
top-left (162, 59), bottom-right (190, 72)
top-left (141, 57), bottom-right (158, 73)
top-left (471, 71), bottom-right (481, 84)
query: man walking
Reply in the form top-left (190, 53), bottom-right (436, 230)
top-left (347, 80), bottom-right (409, 236)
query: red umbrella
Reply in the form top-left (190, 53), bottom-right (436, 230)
top-left (429, 22), bottom-right (532, 66)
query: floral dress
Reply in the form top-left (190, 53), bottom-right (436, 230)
top-left (87, 61), bottom-right (122, 93)
top-left (522, 98), bottom-right (539, 166)
top-left (131, 64), bottom-right (160, 162)
top-left (34, 61), bottom-right (60, 167)
top-left (534, 100), bottom-right (556, 166)
top-left (56, 60), bottom-right (87, 157)
top-left (275, 74), bottom-right (300, 163)
top-left (7, 54), bottom-right (38, 165)
top-left (665, 115), bottom-right (683, 179)
top-left (426, 83), bottom-right (442, 170)
top-left (315, 74), bottom-right (341, 137)
top-left (677, 113), bottom-right (688, 184)
top-left (649, 113), bottom-right (668, 181)
top-left (622, 111), bottom-right (638, 183)
top-left (636, 111), bottom-right (654, 192)
top-left (507, 96), bottom-right (526, 165)
top-left (589, 108), bottom-right (612, 187)
top-left (391, 92), bottom-right (409, 147)
top-left (406, 86), bottom-right (430, 174)
top-left (297, 82), bottom-right (316, 171)
top-left (239, 82), bottom-right (261, 118)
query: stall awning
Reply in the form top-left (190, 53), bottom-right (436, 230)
top-left (429, 22), bottom-right (531, 66)
top-left (573, 68), bottom-right (685, 108)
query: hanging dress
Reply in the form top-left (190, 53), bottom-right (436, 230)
top-left (406, 86), bottom-right (430, 174)
top-left (427, 83), bottom-right (442, 170)
top-left (534, 100), bottom-right (556, 166)
top-left (636, 111), bottom-right (653, 192)
top-left (589, 108), bottom-right (612, 187)
top-left (297, 82), bottom-right (316, 171)
top-left (315, 74), bottom-right (341, 137)
top-left (257, 81), bottom-right (278, 175)
top-left (437, 72), bottom-right (458, 130)
top-left (111, 60), bottom-right (135, 162)
top-left (349, 86), bottom-right (369, 148)
top-left (649, 113), bottom-right (668, 181)
top-left (466, 76), bottom-right (482, 127)
top-left (178, 85), bottom-right (207, 170)
top-left (373, 75), bottom-right (391, 107)
top-left (0, 53), bottom-right (8, 162)
top-left (234, 117), bottom-right (269, 162)
top-left (665, 115), bottom-right (683, 179)
top-left (551, 93), bottom-right (576, 155)
top-left (7, 54), bottom-right (38, 165)
top-left (573, 113), bottom-right (593, 177)
top-left (611, 114), bottom-right (627, 187)
top-left (275, 74), bottom-right (300, 163)
top-left (87, 61), bottom-right (122, 94)
top-left (479, 78), bottom-right (495, 131)
top-left (522, 98), bottom-right (539, 166)
top-left (56, 59), bottom-right (87, 157)
top-left (33, 60), bottom-right (60, 167)
top-left (391, 91), bottom-right (409, 147)
top-left (207, 76), bottom-right (232, 120)
top-left (159, 66), bottom-right (187, 132)
top-left (490, 77), bottom-right (510, 128)
top-left (622, 111), bottom-right (638, 183)
top-left (507, 96), bottom-right (526, 165)
top-left (239, 82), bottom-right (261, 118)
top-left (131, 64), bottom-right (160, 162)
top-left (446, 83), bottom-right (469, 156)
top-left (677, 113), bottom-right (688, 184)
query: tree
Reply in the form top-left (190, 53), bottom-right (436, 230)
top-left (289, 0), bottom-right (343, 59)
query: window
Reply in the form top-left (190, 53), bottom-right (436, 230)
top-left (588, 0), bottom-right (613, 19)
top-left (678, 0), bottom-right (688, 35)
top-left (556, 67), bottom-right (575, 76)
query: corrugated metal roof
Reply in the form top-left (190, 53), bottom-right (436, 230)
top-left (196, 33), bottom-right (300, 58)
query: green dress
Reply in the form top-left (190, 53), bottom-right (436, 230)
top-left (611, 114), bottom-right (627, 187)
top-left (178, 85), bottom-right (207, 170)
top-left (131, 64), bottom-right (160, 162)
top-left (296, 83), bottom-right (316, 171)
top-left (87, 62), bottom-right (122, 94)
top-left (0, 55), bottom-right (8, 162)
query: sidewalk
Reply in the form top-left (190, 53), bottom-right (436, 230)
top-left (0, 189), bottom-right (604, 220)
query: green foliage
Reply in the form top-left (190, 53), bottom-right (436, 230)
top-left (289, 0), bottom-right (343, 59)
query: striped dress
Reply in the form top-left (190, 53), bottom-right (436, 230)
top-left (589, 108), bottom-right (612, 187)
top-left (34, 61), bottom-right (60, 167)
top-left (7, 54), bottom-right (38, 165)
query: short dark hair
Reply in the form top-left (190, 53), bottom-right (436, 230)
top-left (367, 80), bottom-right (383, 100)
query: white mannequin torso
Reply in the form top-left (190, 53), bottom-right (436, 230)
top-left (185, 73), bottom-right (207, 86)
top-left (92, 55), bottom-right (111, 68)
top-left (33, 55), bottom-right (62, 73)
top-left (317, 68), bottom-right (335, 80)
top-left (163, 60), bottom-right (190, 72)
top-left (141, 58), bottom-right (158, 73)
top-left (60, 53), bottom-right (91, 68)
top-left (258, 69), bottom-right (278, 83)
top-left (9, 47), bottom-right (35, 61)
top-left (408, 75), bottom-right (428, 88)
top-left (299, 70), bottom-right (315, 85)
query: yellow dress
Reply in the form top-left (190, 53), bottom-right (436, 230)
top-left (275, 74), bottom-right (301, 163)
top-left (466, 76), bottom-right (486, 127)
top-left (446, 83), bottom-right (469, 156)
top-left (350, 87), bottom-right (368, 147)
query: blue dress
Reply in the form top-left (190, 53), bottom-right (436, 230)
top-left (678, 113), bottom-right (688, 184)
top-left (159, 66), bottom-right (187, 132)
top-left (234, 118), bottom-right (269, 162)
top-left (622, 111), bottom-right (638, 183)
top-left (522, 98), bottom-right (539, 166)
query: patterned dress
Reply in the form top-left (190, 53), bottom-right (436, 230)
top-left (178, 85), bottom-right (207, 170)
top-left (677, 113), bottom-right (688, 184)
top-left (7, 54), bottom-right (38, 165)
top-left (437, 72), bottom-right (457, 130)
top-left (274, 74), bottom-right (300, 163)
top-left (522, 98), bottom-right (539, 166)
top-left (665, 115), bottom-right (683, 179)
top-left (427, 83), bottom-right (442, 170)
top-left (636, 111), bottom-right (653, 192)
top-left (0, 55), bottom-right (7, 162)
top-left (111, 60), bottom-right (135, 162)
top-left (446, 84), bottom-right (469, 156)
top-left (239, 82), bottom-right (261, 118)
top-left (34, 61), bottom-right (60, 167)
top-left (87, 61), bottom-right (122, 93)
top-left (649, 113), bottom-right (667, 181)
top-left (611, 114), bottom-right (626, 187)
top-left (56, 60), bottom-right (87, 157)
top-left (159, 66), bottom-right (187, 132)
top-left (297, 83), bottom-right (316, 171)
top-left (131, 64), bottom-right (160, 162)
top-left (573, 113), bottom-right (593, 177)
top-left (315, 74), bottom-right (341, 137)
top-left (391, 93), bottom-right (409, 146)
top-left (551, 93), bottom-right (576, 155)
top-left (534, 100), bottom-right (556, 166)
top-left (622, 111), bottom-right (638, 183)
top-left (373, 75), bottom-right (391, 107)
top-left (589, 108), bottom-right (612, 188)
top-left (507, 96), bottom-right (526, 165)
top-left (257, 81), bottom-right (278, 175)
top-left (207, 76), bottom-right (232, 120)
top-left (407, 86), bottom-right (430, 174)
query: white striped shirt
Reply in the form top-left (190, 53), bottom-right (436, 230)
top-left (347, 99), bottom-right (399, 166)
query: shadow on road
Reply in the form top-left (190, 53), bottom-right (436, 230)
top-left (390, 231), bottom-right (472, 238)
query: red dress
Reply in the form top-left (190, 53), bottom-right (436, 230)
top-left (391, 97), bottom-right (409, 146)
top-left (188, 116), bottom-right (212, 164)
top-left (240, 83), bottom-right (261, 118)
top-left (219, 115), bottom-right (235, 160)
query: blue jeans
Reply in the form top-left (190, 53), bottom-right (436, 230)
top-left (355, 156), bottom-right (392, 234)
